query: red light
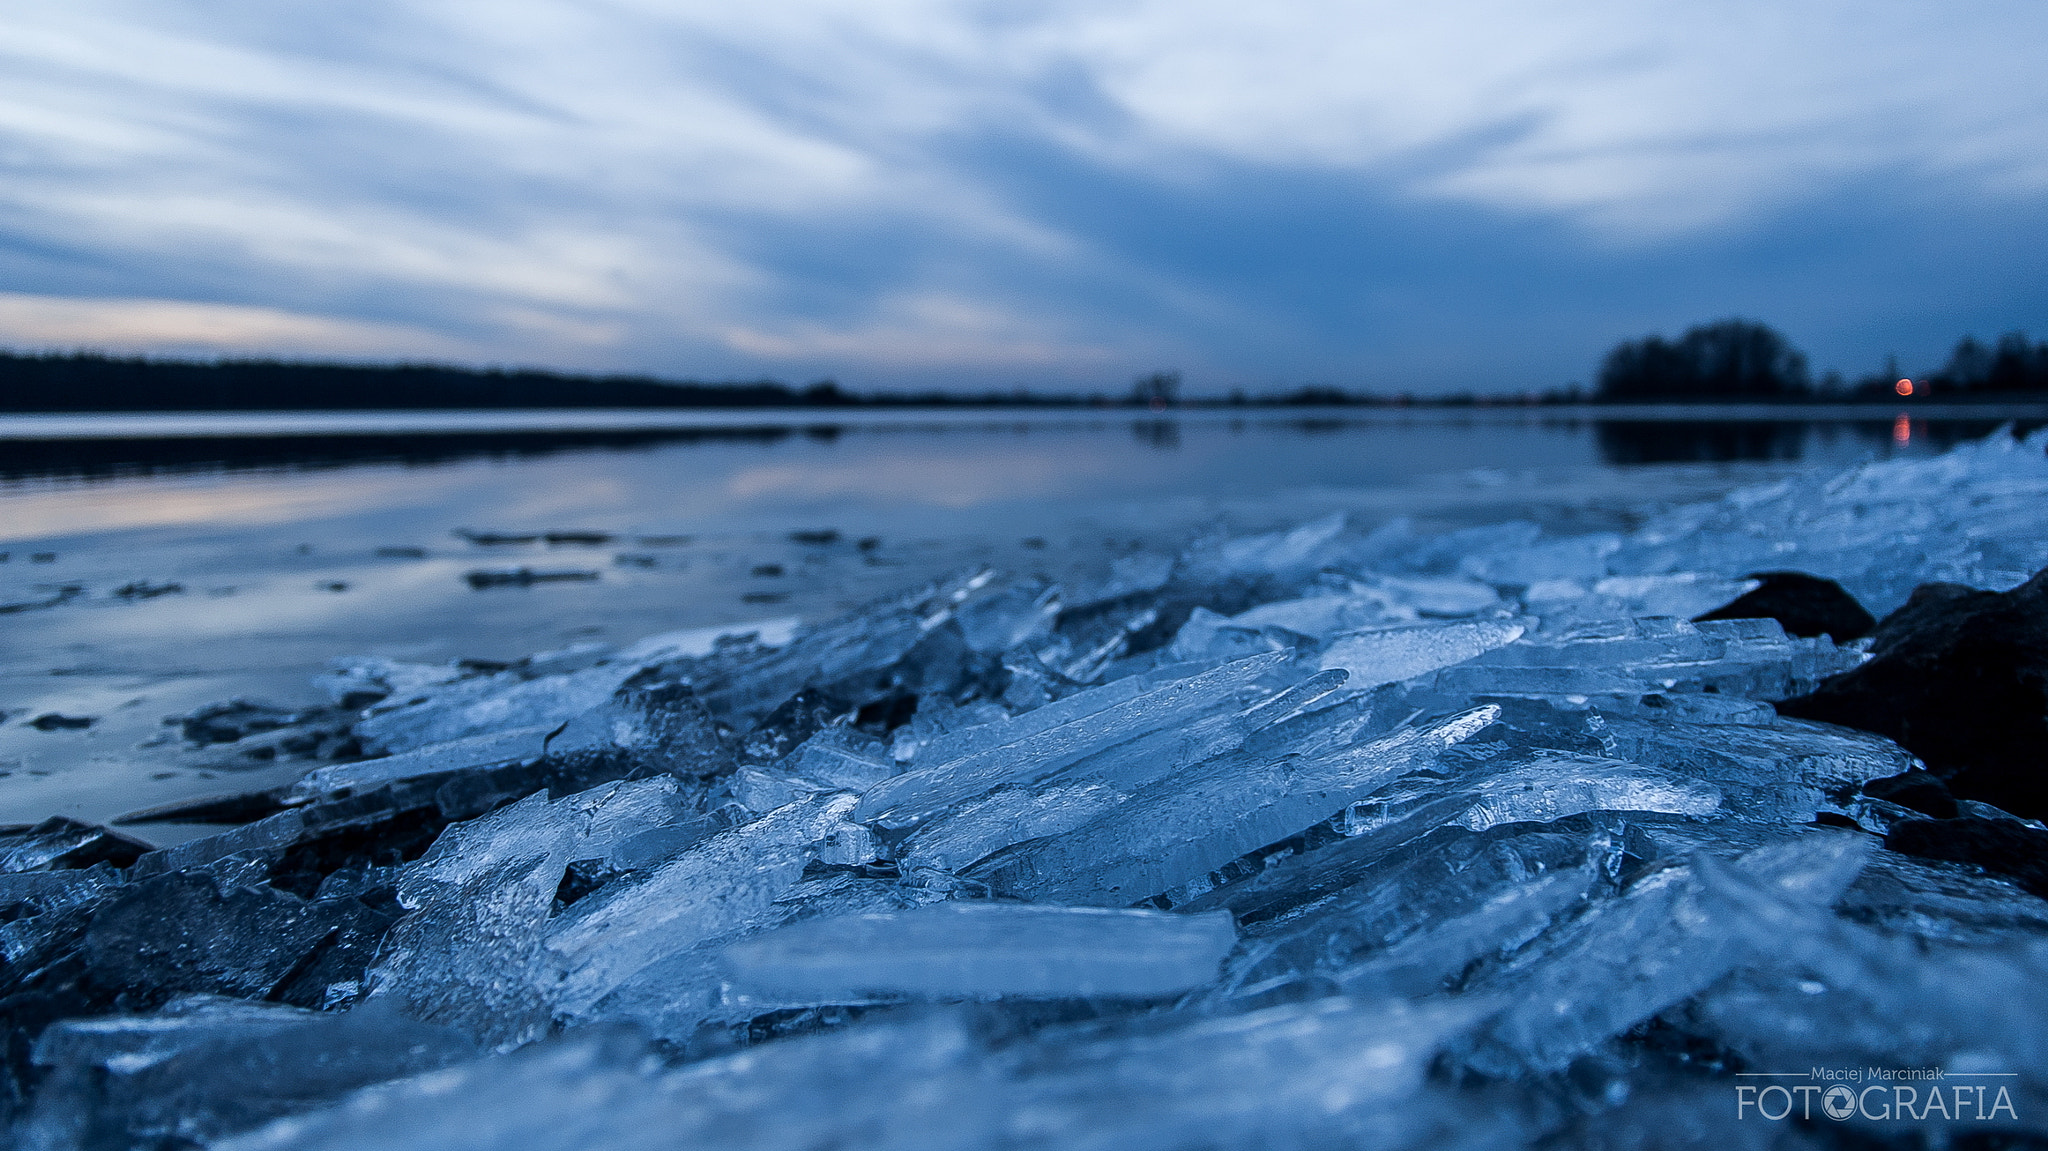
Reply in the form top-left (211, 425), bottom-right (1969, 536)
top-left (1895, 379), bottom-right (1913, 396)
top-left (1894, 414), bottom-right (1911, 444)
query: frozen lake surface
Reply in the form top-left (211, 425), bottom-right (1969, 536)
top-left (0, 405), bottom-right (2036, 833)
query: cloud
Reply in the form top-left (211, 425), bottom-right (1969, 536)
top-left (0, 292), bottom-right (470, 358)
top-left (0, 0), bottom-right (2044, 388)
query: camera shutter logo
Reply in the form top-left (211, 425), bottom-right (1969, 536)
top-left (1822, 1086), bottom-right (1856, 1121)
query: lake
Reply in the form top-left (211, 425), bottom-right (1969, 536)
top-left (2, 402), bottom-right (2043, 835)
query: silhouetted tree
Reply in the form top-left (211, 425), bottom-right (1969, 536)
top-left (1928, 332), bottom-right (2048, 394)
top-left (1597, 319), bottom-right (1810, 401)
top-left (1131, 370), bottom-right (1181, 409)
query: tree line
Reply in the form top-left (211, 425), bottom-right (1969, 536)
top-left (1595, 319), bottom-right (2048, 402)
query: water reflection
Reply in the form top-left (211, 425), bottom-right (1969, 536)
top-left (1591, 417), bottom-right (2046, 465)
top-left (0, 427), bottom-right (797, 483)
top-left (4, 413), bottom-right (2044, 495)
top-left (1593, 420), bottom-right (1805, 465)
top-left (1131, 419), bottom-right (1181, 449)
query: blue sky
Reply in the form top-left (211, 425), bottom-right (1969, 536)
top-left (1, 0), bottom-right (2044, 395)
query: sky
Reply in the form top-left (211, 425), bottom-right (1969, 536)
top-left (1, 1), bottom-right (2045, 396)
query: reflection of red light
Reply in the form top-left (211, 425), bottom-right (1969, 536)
top-left (1894, 414), bottom-right (1911, 444)
top-left (1895, 378), bottom-right (1914, 396)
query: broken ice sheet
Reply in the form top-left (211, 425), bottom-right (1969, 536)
top-left (1596, 714), bottom-right (1915, 824)
top-left (352, 646), bottom-right (637, 755)
top-left (966, 706), bottom-right (1500, 907)
top-left (1016, 996), bottom-right (1504, 1151)
top-left (0, 817), bottom-right (151, 873)
top-left (1337, 751), bottom-right (1720, 839)
top-left (23, 997), bottom-right (474, 1151)
top-left (1316, 618), bottom-right (1526, 687)
top-left (1454, 830), bottom-right (1872, 1075)
top-left (721, 903), bottom-right (1237, 1001)
top-left (854, 650), bottom-right (1300, 832)
top-left (544, 792), bottom-right (866, 1015)
top-left (216, 1015), bottom-right (998, 1151)
top-left (1196, 824), bottom-right (1600, 1005)
top-left (897, 669), bottom-right (1354, 874)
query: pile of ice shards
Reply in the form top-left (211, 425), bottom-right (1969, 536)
top-left (8, 428), bottom-right (2048, 1150)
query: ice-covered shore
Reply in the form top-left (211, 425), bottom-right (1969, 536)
top-left (6, 429), bottom-right (2048, 1149)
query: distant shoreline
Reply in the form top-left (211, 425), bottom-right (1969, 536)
top-left (6, 350), bottom-right (2048, 415)
top-left (5, 401), bottom-right (2048, 443)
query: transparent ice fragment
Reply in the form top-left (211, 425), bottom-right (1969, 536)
top-left (954, 578), bottom-right (1060, 653)
top-left (1022, 997), bottom-right (1495, 1151)
top-left (354, 657), bottom-right (640, 756)
top-left (0, 863), bottom-right (121, 916)
top-left (1457, 831), bottom-right (1871, 1074)
top-left (1677, 851), bottom-right (2048, 1080)
top-left (1835, 849), bottom-right (2048, 946)
top-left (312, 655), bottom-right (465, 710)
top-left (291, 725), bottom-right (555, 800)
top-left (898, 669), bottom-right (1354, 874)
top-left (369, 793), bottom-right (581, 1048)
top-left (1458, 533), bottom-right (1620, 586)
top-left (722, 903), bottom-right (1236, 1001)
top-left (778, 726), bottom-right (896, 790)
top-left (24, 997), bottom-right (474, 1151)
top-left (1203, 512), bottom-right (1348, 577)
top-left (1066, 551), bottom-right (1175, 609)
top-left (1597, 716), bottom-right (1915, 823)
top-left (854, 651), bottom-right (1298, 831)
top-left (1339, 752), bottom-right (1720, 838)
top-left (1345, 572), bottom-right (1504, 618)
top-left (1199, 826), bottom-right (1597, 1005)
top-left (217, 1016), bottom-right (989, 1151)
top-left (1317, 619), bottom-right (1526, 688)
top-left (543, 676), bottom-right (729, 777)
top-left (965, 706), bottom-right (1499, 906)
top-left (130, 809), bottom-right (305, 878)
top-left (898, 780), bottom-right (1130, 873)
top-left (545, 793), bottom-right (863, 1015)
top-left (0, 817), bottom-right (151, 873)
top-left (1591, 573), bottom-right (1760, 620)
top-left (1427, 614), bottom-right (1859, 704)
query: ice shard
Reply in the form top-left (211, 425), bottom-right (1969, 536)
top-left (854, 651), bottom-right (1298, 831)
top-left (722, 903), bottom-right (1236, 1001)
top-left (965, 707), bottom-right (1499, 906)
top-left (1455, 831), bottom-right (1872, 1074)
top-left (544, 793), bottom-right (865, 1015)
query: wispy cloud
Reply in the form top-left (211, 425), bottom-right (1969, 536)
top-left (0, 1), bottom-right (2044, 390)
top-left (0, 292), bottom-right (470, 358)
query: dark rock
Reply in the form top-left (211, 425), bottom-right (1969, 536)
top-left (26, 714), bottom-right (94, 732)
top-left (111, 580), bottom-right (183, 600)
top-left (0, 819), bottom-right (152, 873)
top-left (543, 531), bottom-right (614, 545)
top-left (463, 568), bottom-right (599, 589)
top-left (175, 699), bottom-right (304, 745)
top-left (455, 530), bottom-right (538, 545)
top-left (1692, 570), bottom-right (1876, 641)
top-left (1777, 567), bottom-right (2048, 819)
top-left (789, 529), bottom-right (840, 545)
top-left (1862, 770), bottom-right (1959, 819)
top-left (1884, 817), bottom-right (2048, 901)
top-left (751, 563), bottom-right (785, 577)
